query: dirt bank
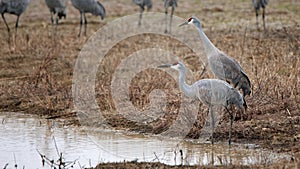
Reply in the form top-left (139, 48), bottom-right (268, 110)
top-left (0, 0), bottom-right (299, 168)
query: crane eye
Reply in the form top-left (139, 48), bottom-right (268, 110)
top-left (173, 61), bottom-right (179, 65)
top-left (188, 18), bottom-right (193, 22)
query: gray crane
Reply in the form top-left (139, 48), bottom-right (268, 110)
top-left (0, 0), bottom-right (31, 37)
top-left (252, 0), bottom-right (268, 30)
top-left (163, 0), bottom-right (178, 33)
top-left (45, 0), bottom-right (66, 29)
top-left (132, 0), bottom-right (152, 26)
top-left (158, 61), bottom-right (247, 145)
top-left (71, 0), bottom-right (105, 37)
top-left (179, 17), bottom-right (251, 97)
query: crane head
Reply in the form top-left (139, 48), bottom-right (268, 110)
top-left (158, 61), bottom-right (186, 72)
top-left (170, 61), bottom-right (183, 71)
top-left (227, 88), bottom-right (247, 111)
top-left (179, 17), bottom-right (200, 27)
top-left (240, 71), bottom-right (251, 97)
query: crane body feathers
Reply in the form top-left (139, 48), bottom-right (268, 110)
top-left (0, 0), bottom-right (31, 35)
top-left (163, 0), bottom-right (178, 33)
top-left (253, 0), bottom-right (268, 10)
top-left (71, 0), bottom-right (105, 36)
top-left (45, 0), bottom-right (66, 19)
top-left (171, 62), bottom-right (246, 109)
top-left (71, 0), bottom-right (105, 18)
top-left (163, 0), bottom-right (178, 9)
top-left (182, 17), bottom-right (251, 97)
top-left (132, 0), bottom-right (152, 26)
top-left (0, 0), bottom-right (30, 15)
top-left (133, 0), bottom-right (152, 10)
top-left (161, 61), bottom-right (246, 144)
top-left (252, 0), bottom-right (268, 30)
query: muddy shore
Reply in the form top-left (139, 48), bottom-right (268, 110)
top-left (0, 0), bottom-right (299, 168)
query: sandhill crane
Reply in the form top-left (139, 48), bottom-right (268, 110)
top-left (71, 0), bottom-right (105, 37)
top-left (179, 17), bottom-right (251, 97)
top-left (158, 61), bottom-right (247, 145)
top-left (132, 0), bottom-right (152, 26)
top-left (0, 0), bottom-right (31, 37)
top-left (45, 0), bottom-right (66, 28)
top-left (163, 0), bottom-right (178, 33)
top-left (252, 0), bottom-right (268, 30)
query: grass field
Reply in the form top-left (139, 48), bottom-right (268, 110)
top-left (0, 0), bottom-right (299, 168)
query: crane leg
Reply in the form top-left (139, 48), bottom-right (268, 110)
top-left (225, 107), bottom-right (233, 145)
top-left (15, 15), bottom-right (20, 35)
top-left (55, 17), bottom-right (59, 35)
top-left (255, 9), bottom-right (259, 30)
top-left (138, 7), bottom-right (144, 26)
top-left (262, 8), bottom-right (266, 31)
top-left (209, 106), bottom-right (215, 144)
top-left (1, 13), bottom-right (11, 44)
top-left (164, 9), bottom-right (168, 33)
top-left (50, 12), bottom-right (54, 25)
top-left (169, 6), bottom-right (174, 34)
top-left (83, 13), bottom-right (87, 36)
top-left (1, 13), bottom-right (10, 34)
top-left (78, 12), bottom-right (83, 37)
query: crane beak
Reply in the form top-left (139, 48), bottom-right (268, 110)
top-left (179, 22), bottom-right (188, 27)
top-left (157, 64), bottom-right (172, 68)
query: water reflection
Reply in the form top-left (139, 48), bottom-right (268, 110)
top-left (0, 112), bottom-right (291, 168)
top-left (0, 112), bottom-right (100, 168)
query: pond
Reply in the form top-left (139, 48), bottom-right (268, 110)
top-left (0, 112), bottom-right (291, 168)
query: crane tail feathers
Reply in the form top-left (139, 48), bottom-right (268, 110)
top-left (241, 70), bottom-right (251, 87)
top-left (97, 1), bottom-right (106, 20)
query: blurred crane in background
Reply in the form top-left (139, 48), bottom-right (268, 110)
top-left (133, 0), bottom-right (152, 26)
top-left (252, 0), bottom-right (268, 30)
top-left (158, 61), bottom-right (247, 145)
top-left (179, 17), bottom-right (251, 97)
top-left (71, 0), bottom-right (105, 37)
top-left (45, 0), bottom-right (67, 31)
top-left (0, 0), bottom-right (31, 38)
top-left (163, 0), bottom-right (178, 33)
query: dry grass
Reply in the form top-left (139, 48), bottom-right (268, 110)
top-left (0, 0), bottom-right (300, 168)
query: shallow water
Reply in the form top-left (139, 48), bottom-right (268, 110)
top-left (0, 112), bottom-right (291, 168)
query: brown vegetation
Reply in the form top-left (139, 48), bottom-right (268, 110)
top-left (0, 0), bottom-right (299, 168)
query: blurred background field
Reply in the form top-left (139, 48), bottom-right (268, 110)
top-left (0, 0), bottom-right (299, 168)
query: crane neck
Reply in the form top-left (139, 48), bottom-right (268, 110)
top-left (178, 68), bottom-right (196, 99)
top-left (196, 24), bottom-right (219, 56)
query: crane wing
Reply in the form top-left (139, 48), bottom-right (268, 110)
top-left (209, 52), bottom-right (244, 86)
top-left (196, 84), bottom-right (211, 106)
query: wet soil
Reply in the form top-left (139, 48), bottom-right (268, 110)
top-left (90, 161), bottom-right (299, 169)
top-left (0, 0), bottom-right (300, 168)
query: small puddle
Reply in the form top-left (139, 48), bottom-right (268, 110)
top-left (0, 112), bottom-right (291, 168)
